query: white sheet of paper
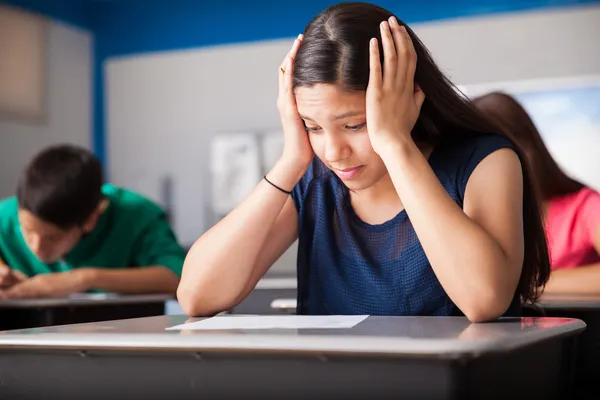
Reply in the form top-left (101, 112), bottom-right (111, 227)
top-left (166, 315), bottom-right (369, 331)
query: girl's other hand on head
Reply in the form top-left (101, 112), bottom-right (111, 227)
top-left (277, 34), bottom-right (314, 172)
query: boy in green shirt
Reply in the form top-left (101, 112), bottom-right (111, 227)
top-left (0, 144), bottom-right (186, 299)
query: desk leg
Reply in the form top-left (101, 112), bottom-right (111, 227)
top-left (539, 309), bottom-right (600, 400)
top-left (42, 309), bottom-right (56, 327)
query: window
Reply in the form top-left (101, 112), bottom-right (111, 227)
top-left (0, 5), bottom-right (47, 122)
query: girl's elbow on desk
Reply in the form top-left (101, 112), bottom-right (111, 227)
top-left (451, 250), bottom-right (523, 323)
top-left (177, 272), bottom-right (241, 317)
top-left (461, 300), bottom-right (510, 323)
top-left (178, 257), bottom-right (247, 316)
top-left (458, 285), bottom-right (515, 323)
top-left (177, 285), bottom-right (234, 317)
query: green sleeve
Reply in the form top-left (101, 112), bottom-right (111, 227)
top-left (0, 197), bottom-right (32, 276)
top-left (131, 216), bottom-right (187, 277)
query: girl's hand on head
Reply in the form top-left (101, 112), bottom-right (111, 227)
top-left (365, 17), bottom-right (425, 156)
top-left (277, 34), bottom-right (314, 171)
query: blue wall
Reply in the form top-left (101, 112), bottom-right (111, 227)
top-left (90, 0), bottom-right (600, 57)
top-left (3, 0), bottom-right (600, 175)
top-left (1, 0), bottom-right (90, 28)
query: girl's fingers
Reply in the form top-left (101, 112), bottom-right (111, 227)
top-left (368, 38), bottom-right (383, 91)
top-left (279, 34), bottom-right (303, 97)
top-left (283, 53), bottom-right (294, 98)
top-left (379, 21), bottom-right (397, 87)
top-left (388, 16), bottom-right (408, 88)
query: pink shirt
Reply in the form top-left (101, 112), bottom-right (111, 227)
top-left (546, 187), bottom-right (600, 269)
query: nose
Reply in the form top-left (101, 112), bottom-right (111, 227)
top-left (27, 235), bottom-right (49, 260)
top-left (27, 234), bottom-right (41, 253)
top-left (324, 132), bottom-right (350, 163)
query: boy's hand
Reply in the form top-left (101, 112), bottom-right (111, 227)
top-left (0, 269), bottom-right (91, 299)
top-left (0, 263), bottom-right (27, 290)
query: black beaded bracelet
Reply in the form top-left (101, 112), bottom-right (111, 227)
top-left (263, 175), bottom-right (292, 195)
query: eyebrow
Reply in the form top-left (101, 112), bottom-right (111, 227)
top-left (299, 111), bottom-right (364, 122)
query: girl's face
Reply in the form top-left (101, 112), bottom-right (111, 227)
top-left (295, 83), bottom-right (389, 191)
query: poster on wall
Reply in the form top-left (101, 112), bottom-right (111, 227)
top-left (464, 77), bottom-right (600, 190)
top-left (210, 133), bottom-right (261, 215)
top-left (260, 130), bottom-right (285, 172)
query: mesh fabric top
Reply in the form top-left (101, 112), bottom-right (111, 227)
top-left (292, 134), bottom-right (521, 316)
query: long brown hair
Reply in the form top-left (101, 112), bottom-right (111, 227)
top-left (473, 91), bottom-right (584, 201)
top-left (292, 2), bottom-right (550, 305)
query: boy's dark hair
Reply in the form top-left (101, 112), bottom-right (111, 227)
top-left (17, 144), bottom-right (104, 230)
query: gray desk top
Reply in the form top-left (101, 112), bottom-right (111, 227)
top-left (254, 277), bottom-right (297, 290)
top-left (0, 293), bottom-right (174, 309)
top-left (537, 294), bottom-right (600, 310)
top-left (0, 315), bottom-right (585, 357)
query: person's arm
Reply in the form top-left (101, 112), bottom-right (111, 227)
top-left (543, 220), bottom-right (600, 295)
top-left (177, 34), bottom-right (312, 317)
top-left (381, 143), bottom-right (524, 323)
top-left (0, 257), bottom-right (27, 289)
top-left (544, 265), bottom-right (600, 295)
top-left (85, 211), bottom-right (190, 294)
top-left (367, 19), bottom-right (524, 322)
top-left (177, 160), bottom-right (303, 317)
top-left (79, 266), bottom-right (180, 294)
top-left (0, 266), bottom-right (179, 299)
top-left (0, 215), bottom-right (187, 299)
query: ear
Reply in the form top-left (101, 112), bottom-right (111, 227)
top-left (81, 199), bottom-right (109, 233)
top-left (414, 84), bottom-right (426, 110)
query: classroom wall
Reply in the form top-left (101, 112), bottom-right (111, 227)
top-left (4, 1), bottom-right (598, 274)
top-left (105, 5), bottom-right (600, 262)
top-left (0, 19), bottom-right (92, 198)
top-left (413, 5), bottom-right (600, 84)
top-left (106, 40), bottom-right (299, 271)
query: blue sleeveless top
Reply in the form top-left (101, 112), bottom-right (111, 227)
top-left (291, 134), bottom-right (521, 316)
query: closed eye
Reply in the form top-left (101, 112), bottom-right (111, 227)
top-left (305, 126), bottom-right (323, 133)
top-left (346, 122), bottom-right (366, 132)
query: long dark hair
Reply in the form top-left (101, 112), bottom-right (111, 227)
top-left (292, 2), bottom-right (550, 305)
top-left (473, 91), bottom-right (584, 201)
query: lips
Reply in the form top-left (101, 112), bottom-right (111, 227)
top-left (334, 166), bottom-right (363, 180)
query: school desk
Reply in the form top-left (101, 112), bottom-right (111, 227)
top-left (157, 276), bottom-right (298, 316)
top-left (270, 297), bottom-right (297, 313)
top-left (229, 276), bottom-right (297, 314)
top-left (0, 315), bottom-right (585, 399)
top-left (526, 294), bottom-right (600, 399)
top-left (0, 293), bottom-right (173, 331)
